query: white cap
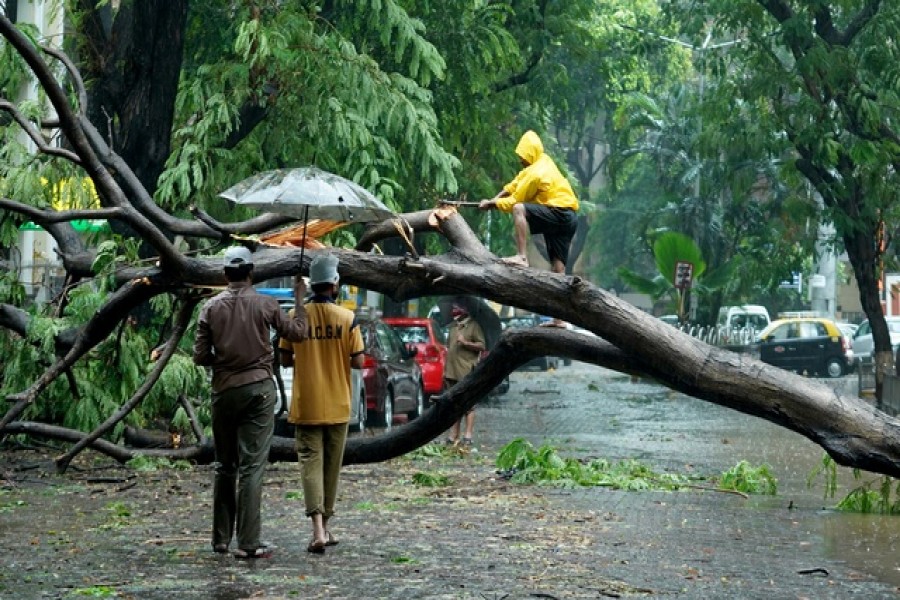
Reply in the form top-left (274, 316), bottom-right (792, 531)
top-left (309, 253), bottom-right (340, 286)
top-left (223, 246), bottom-right (253, 267)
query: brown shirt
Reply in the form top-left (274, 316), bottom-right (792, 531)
top-left (193, 281), bottom-right (308, 393)
top-left (444, 316), bottom-right (485, 381)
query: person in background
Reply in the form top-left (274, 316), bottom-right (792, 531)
top-left (443, 301), bottom-right (486, 446)
top-left (280, 253), bottom-right (365, 554)
top-left (193, 246), bottom-right (309, 559)
top-left (479, 130), bottom-right (579, 327)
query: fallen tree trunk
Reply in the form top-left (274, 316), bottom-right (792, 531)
top-left (6, 326), bottom-right (900, 477)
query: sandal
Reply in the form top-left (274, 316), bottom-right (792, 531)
top-left (213, 543), bottom-right (229, 554)
top-left (307, 538), bottom-right (326, 554)
top-left (233, 546), bottom-right (273, 559)
top-left (461, 438), bottom-right (473, 446)
top-left (325, 531), bottom-right (339, 547)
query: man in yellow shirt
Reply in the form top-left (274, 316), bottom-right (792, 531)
top-left (479, 130), bottom-right (580, 276)
top-left (280, 253), bottom-right (365, 553)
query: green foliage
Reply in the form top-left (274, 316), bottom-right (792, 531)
top-left (716, 460), bottom-right (777, 495)
top-left (125, 456), bottom-right (193, 472)
top-left (497, 439), bottom-right (780, 496)
top-left (0, 269), bottom-right (25, 305)
top-left (405, 442), bottom-right (447, 459)
top-left (156, 0), bottom-right (461, 216)
top-left (70, 586), bottom-right (117, 597)
top-left (411, 471), bottom-right (451, 487)
top-left (807, 452), bottom-right (839, 500)
top-left (617, 231), bottom-right (714, 319)
top-left (143, 355), bottom-right (210, 430)
top-left (0, 498), bottom-right (27, 514)
top-left (91, 238), bottom-right (141, 292)
top-left (495, 438), bottom-right (695, 490)
top-left (97, 500), bottom-right (135, 530)
top-left (808, 453), bottom-right (900, 515)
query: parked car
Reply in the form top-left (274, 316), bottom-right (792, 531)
top-left (383, 316), bottom-right (447, 401)
top-left (836, 322), bottom-right (859, 339)
top-left (757, 317), bottom-right (851, 378)
top-left (851, 317), bottom-right (900, 367)
top-left (275, 364), bottom-right (366, 437)
top-left (356, 313), bottom-right (425, 428)
top-left (500, 314), bottom-right (560, 371)
top-left (716, 304), bottom-right (771, 331)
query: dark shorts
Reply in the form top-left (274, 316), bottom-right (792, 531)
top-left (524, 205), bottom-right (578, 266)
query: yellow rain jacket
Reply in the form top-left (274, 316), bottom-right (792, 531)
top-left (496, 130), bottom-right (579, 213)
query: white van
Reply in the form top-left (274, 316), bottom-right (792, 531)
top-left (716, 305), bottom-right (771, 332)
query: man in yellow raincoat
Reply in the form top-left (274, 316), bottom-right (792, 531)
top-left (479, 130), bottom-right (579, 280)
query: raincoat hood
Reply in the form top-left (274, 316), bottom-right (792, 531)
top-left (514, 131), bottom-right (544, 165)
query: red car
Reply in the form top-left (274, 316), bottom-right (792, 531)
top-left (356, 314), bottom-right (424, 428)
top-left (383, 316), bottom-right (448, 400)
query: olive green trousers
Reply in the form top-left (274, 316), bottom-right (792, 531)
top-left (211, 379), bottom-right (276, 551)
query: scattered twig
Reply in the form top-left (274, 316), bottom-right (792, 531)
top-left (674, 483), bottom-right (749, 499)
top-left (143, 537), bottom-right (208, 546)
top-left (797, 567), bottom-right (830, 576)
top-left (86, 476), bottom-right (136, 484)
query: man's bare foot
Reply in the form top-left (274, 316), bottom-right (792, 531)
top-left (500, 255), bottom-right (529, 267)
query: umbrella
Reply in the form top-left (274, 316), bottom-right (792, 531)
top-left (436, 295), bottom-right (502, 350)
top-left (220, 166), bottom-right (395, 267)
top-left (220, 167), bottom-right (394, 223)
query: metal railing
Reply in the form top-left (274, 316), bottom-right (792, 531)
top-left (671, 323), bottom-right (761, 352)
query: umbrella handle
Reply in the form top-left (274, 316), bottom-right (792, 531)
top-left (299, 205), bottom-right (309, 279)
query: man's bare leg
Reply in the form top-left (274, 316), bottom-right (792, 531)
top-left (500, 204), bottom-right (529, 266)
top-left (543, 258), bottom-right (568, 327)
top-left (462, 411), bottom-right (475, 442)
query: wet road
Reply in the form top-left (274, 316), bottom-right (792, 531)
top-left (475, 362), bottom-right (900, 590)
top-left (3, 361), bottom-right (899, 599)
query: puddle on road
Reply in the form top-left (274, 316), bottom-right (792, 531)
top-left (484, 364), bottom-right (900, 587)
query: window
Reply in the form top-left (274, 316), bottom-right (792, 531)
top-left (395, 326), bottom-right (429, 344)
top-left (769, 324), bottom-right (793, 341)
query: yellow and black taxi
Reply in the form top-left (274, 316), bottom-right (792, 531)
top-left (757, 317), bottom-right (851, 378)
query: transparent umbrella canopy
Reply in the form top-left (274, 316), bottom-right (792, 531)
top-left (219, 167), bottom-right (395, 223)
top-left (220, 167), bottom-right (395, 266)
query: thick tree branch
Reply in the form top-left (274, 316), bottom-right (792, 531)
top-left (0, 198), bottom-right (125, 225)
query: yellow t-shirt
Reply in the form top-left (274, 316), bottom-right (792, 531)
top-left (280, 301), bottom-right (364, 425)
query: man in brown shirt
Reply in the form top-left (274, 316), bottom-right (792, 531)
top-left (443, 301), bottom-right (485, 446)
top-left (193, 246), bottom-right (309, 559)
